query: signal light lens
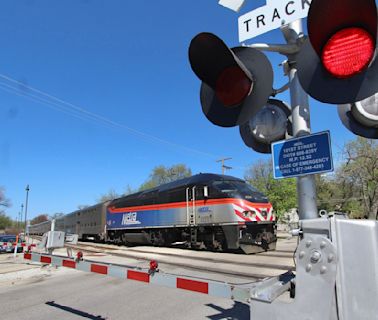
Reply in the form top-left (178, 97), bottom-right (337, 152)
top-left (353, 92), bottom-right (378, 127)
top-left (249, 104), bottom-right (287, 143)
top-left (321, 27), bottom-right (375, 78)
top-left (215, 66), bottom-right (252, 107)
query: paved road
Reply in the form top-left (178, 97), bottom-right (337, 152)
top-left (0, 264), bottom-right (249, 320)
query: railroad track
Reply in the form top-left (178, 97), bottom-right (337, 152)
top-left (29, 235), bottom-right (296, 279)
top-left (61, 240), bottom-right (296, 280)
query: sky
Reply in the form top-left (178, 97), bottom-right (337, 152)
top-left (1, 0), bottom-right (358, 220)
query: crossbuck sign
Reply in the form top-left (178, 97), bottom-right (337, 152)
top-left (238, 0), bottom-right (312, 42)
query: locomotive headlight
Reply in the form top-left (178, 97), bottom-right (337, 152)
top-left (243, 210), bottom-right (256, 218)
top-left (246, 211), bottom-right (256, 219)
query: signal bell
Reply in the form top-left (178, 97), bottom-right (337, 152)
top-left (239, 99), bottom-right (292, 154)
top-left (188, 32), bottom-right (273, 127)
top-left (297, 0), bottom-right (378, 104)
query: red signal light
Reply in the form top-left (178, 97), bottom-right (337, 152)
top-left (321, 27), bottom-right (375, 78)
top-left (215, 66), bottom-right (252, 107)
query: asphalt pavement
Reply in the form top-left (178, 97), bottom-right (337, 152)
top-left (0, 263), bottom-right (249, 320)
top-left (0, 234), bottom-right (296, 320)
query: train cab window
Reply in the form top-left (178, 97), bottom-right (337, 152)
top-left (212, 181), bottom-right (237, 193)
top-left (194, 186), bottom-right (207, 201)
top-left (209, 181), bottom-right (235, 199)
top-left (204, 186), bottom-right (209, 198)
top-left (211, 180), bottom-right (268, 202)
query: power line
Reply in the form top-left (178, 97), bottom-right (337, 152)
top-left (0, 82), bottom-right (111, 127)
top-left (0, 74), bottom-right (219, 159)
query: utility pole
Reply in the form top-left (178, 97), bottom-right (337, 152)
top-left (216, 157), bottom-right (232, 175)
top-left (24, 185), bottom-right (30, 240)
top-left (19, 204), bottom-right (24, 233)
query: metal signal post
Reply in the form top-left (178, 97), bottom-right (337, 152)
top-left (285, 20), bottom-right (318, 220)
top-left (245, 19), bottom-right (319, 220)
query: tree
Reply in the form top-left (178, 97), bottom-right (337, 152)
top-left (97, 189), bottom-right (121, 203)
top-left (139, 164), bottom-right (192, 191)
top-left (30, 214), bottom-right (49, 225)
top-left (0, 187), bottom-right (10, 214)
top-left (0, 213), bottom-right (13, 230)
top-left (244, 159), bottom-right (297, 219)
top-left (0, 187), bottom-right (12, 230)
top-left (49, 212), bottom-right (65, 220)
top-left (337, 137), bottom-right (378, 220)
top-left (315, 174), bottom-right (340, 212)
top-left (124, 184), bottom-right (136, 196)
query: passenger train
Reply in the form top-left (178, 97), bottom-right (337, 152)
top-left (29, 173), bottom-right (277, 253)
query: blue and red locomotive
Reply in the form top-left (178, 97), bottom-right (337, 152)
top-left (29, 173), bottom-right (276, 253)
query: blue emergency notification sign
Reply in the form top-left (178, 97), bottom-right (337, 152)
top-left (272, 131), bottom-right (334, 179)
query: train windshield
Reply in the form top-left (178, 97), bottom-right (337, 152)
top-left (212, 180), bottom-right (268, 202)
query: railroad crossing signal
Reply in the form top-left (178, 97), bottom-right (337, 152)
top-left (296, 0), bottom-right (378, 105)
top-left (188, 33), bottom-right (292, 153)
top-left (189, 0), bottom-right (378, 144)
top-left (188, 32), bottom-right (273, 127)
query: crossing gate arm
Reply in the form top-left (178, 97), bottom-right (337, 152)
top-left (0, 242), bottom-right (36, 247)
top-left (23, 252), bottom-right (268, 303)
top-left (1, 242), bottom-right (36, 250)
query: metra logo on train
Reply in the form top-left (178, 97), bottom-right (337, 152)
top-left (121, 212), bottom-right (141, 225)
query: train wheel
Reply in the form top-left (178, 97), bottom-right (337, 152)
top-left (150, 231), bottom-right (164, 246)
top-left (214, 228), bottom-right (227, 252)
top-left (211, 239), bottom-right (224, 252)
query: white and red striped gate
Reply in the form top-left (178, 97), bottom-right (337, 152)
top-left (24, 251), bottom-right (252, 302)
top-left (1, 242), bottom-right (36, 251)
